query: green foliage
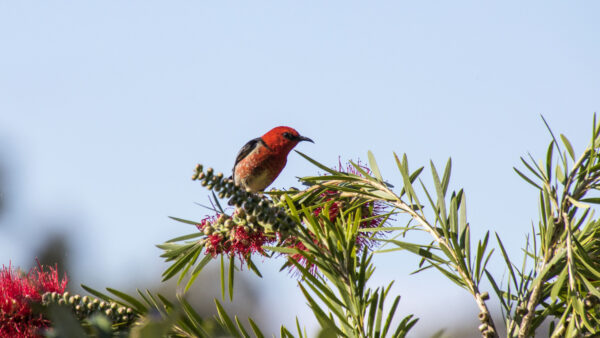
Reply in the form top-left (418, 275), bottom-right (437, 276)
top-left (42, 114), bottom-right (600, 338)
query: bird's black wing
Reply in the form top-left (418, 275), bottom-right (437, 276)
top-left (232, 137), bottom-right (270, 179)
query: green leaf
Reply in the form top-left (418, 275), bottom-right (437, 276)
top-left (550, 268), bottom-right (568, 301)
top-left (106, 287), bottom-right (146, 313)
top-left (185, 254), bottom-right (214, 292)
top-left (580, 197), bottom-right (600, 204)
top-left (567, 196), bottom-right (590, 209)
top-left (295, 151), bottom-right (338, 175)
top-left (560, 134), bottom-right (575, 160)
top-left (229, 256), bottom-right (235, 301)
top-left (214, 299), bottom-right (241, 337)
top-left (513, 167), bottom-right (542, 190)
top-left (248, 317), bottom-right (265, 338)
top-left (168, 216), bottom-right (201, 226)
top-left (381, 295), bottom-right (400, 337)
top-left (235, 316), bottom-right (251, 338)
top-left (368, 150), bottom-right (384, 181)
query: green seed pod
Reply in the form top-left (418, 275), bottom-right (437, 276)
top-left (203, 226), bottom-right (214, 235)
top-left (75, 304), bottom-right (82, 312)
top-left (68, 296), bottom-right (75, 305)
top-left (224, 219), bottom-right (234, 229)
top-left (480, 292), bottom-right (489, 301)
top-left (58, 299), bottom-right (66, 306)
top-left (105, 309), bottom-right (112, 317)
top-left (82, 296), bottom-right (89, 304)
top-left (99, 301), bottom-right (107, 309)
top-left (195, 164), bottom-right (203, 173)
top-left (201, 179), bottom-right (209, 186)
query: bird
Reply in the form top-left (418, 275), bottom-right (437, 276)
top-left (232, 126), bottom-right (314, 193)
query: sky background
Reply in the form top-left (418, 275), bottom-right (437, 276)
top-left (0, 1), bottom-right (599, 336)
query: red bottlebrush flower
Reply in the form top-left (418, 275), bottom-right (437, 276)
top-left (285, 159), bottom-right (391, 275)
top-left (196, 212), bottom-right (275, 262)
top-left (0, 262), bottom-right (68, 338)
top-left (317, 159), bottom-right (390, 248)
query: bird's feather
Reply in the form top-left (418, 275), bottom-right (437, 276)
top-left (232, 137), bottom-right (270, 179)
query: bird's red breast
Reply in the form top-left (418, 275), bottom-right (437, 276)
top-left (233, 126), bottom-right (313, 192)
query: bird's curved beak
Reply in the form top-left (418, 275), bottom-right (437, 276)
top-left (298, 135), bottom-right (314, 143)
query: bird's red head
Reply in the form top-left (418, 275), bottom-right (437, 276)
top-left (261, 126), bottom-right (314, 156)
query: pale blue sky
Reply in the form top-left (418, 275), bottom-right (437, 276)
top-left (0, 1), bottom-right (598, 336)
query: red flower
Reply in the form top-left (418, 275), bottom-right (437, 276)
top-left (0, 262), bottom-right (68, 338)
top-left (196, 213), bottom-right (275, 261)
top-left (285, 159), bottom-right (391, 275)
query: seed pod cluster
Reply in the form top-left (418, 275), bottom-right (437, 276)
top-left (42, 291), bottom-right (136, 324)
top-left (192, 164), bottom-right (296, 235)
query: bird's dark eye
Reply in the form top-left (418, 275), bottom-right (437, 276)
top-left (283, 132), bottom-right (295, 140)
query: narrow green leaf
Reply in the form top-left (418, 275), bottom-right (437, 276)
top-left (106, 288), bottom-right (146, 313)
top-left (229, 256), bottom-right (235, 301)
top-left (248, 317), bottom-right (265, 338)
top-left (168, 216), bottom-right (201, 226)
top-left (441, 158), bottom-right (452, 195)
top-left (550, 268), bottom-right (568, 301)
top-left (560, 134), bottom-right (575, 160)
top-left (381, 295), bottom-right (400, 337)
top-left (295, 151), bottom-right (338, 175)
top-left (368, 150), bottom-right (384, 181)
top-left (513, 167), bottom-right (542, 190)
top-left (567, 196), bottom-right (590, 209)
top-left (235, 316), bottom-right (251, 338)
top-left (214, 299), bottom-right (241, 337)
top-left (220, 255), bottom-right (225, 300)
top-left (185, 254), bottom-right (214, 292)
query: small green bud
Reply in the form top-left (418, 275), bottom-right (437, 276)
top-left (203, 227), bottom-right (214, 235)
top-left (480, 292), bottom-right (489, 301)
